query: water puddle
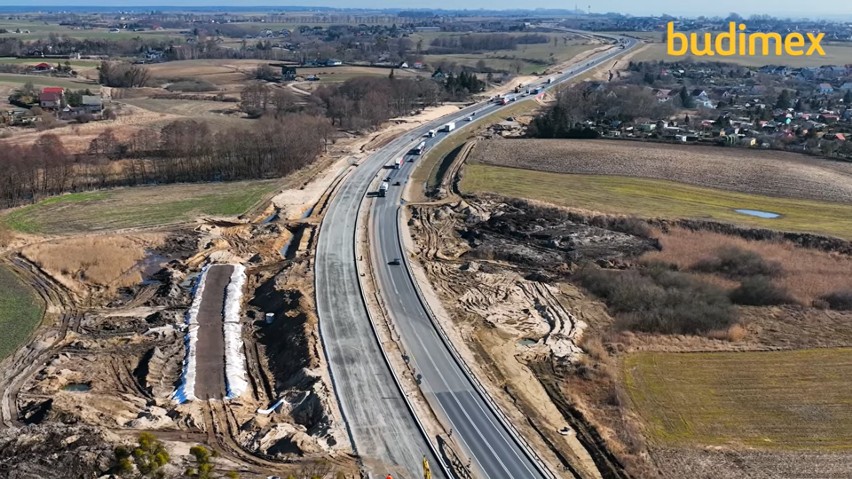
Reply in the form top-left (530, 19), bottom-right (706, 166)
top-left (518, 338), bottom-right (537, 347)
top-left (734, 209), bottom-right (781, 219)
top-left (63, 382), bottom-right (91, 392)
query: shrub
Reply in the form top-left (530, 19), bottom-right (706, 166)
top-left (729, 275), bottom-right (796, 306)
top-left (575, 263), bottom-right (737, 335)
top-left (166, 79), bottom-right (218, 92)
top-left (820, 290), bottom-right (852, 310)
top-left (692, 246), bottom-right (782, 279)
top-left (609, 216), bottom-right (653, 238)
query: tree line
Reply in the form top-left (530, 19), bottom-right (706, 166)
top-left (0, 114), bottom-right (333, 209)
top-left (313, 76), bottom-right (443, 130)
top-left (528, 84), bottom-right (674, 138)
top-left (428, 33), bottom-right (548, 53)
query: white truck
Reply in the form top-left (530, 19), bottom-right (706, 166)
top-left (426, 129), bottom-right (436, 138)
top-left (378, 181), bottom-right (389, 197)
top-left (394, 157), bottom-right (403, 169)
top-left (441, 121), bottom-right (455, 132)
top-left (547, 77), bottom-right (554, 84)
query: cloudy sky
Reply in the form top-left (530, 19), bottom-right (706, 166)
top-left (11, 0), bottom-right (848, 19)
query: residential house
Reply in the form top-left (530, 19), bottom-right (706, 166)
top-left (818, 83), bottom-right (835, 94)
top-left (691, 89), bottom-right (709, 101)
top-left (39, 91), bottom-right (62, 109)
top-left (652, 88), bottom-right (672, 102)
top-left (38, 87), bottom-right (64, 109)
top-left (32, 62), bottom-right (52, 71)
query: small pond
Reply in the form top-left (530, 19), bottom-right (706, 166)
top-left (734, 209), bottom-right (781, 219)
top-left (518, 338), bottom-right (537, 347)
top-left (63, 383), bottom-right (91, 392)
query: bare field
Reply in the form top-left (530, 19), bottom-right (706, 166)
top-left (642, 228), bottom-right (852, 305)
top-left (623, 349), bottom-right (852, 450)
top-left (469, 139), bottom-right (852, 204)
top-left (120, 97), bottom-right (242, 119)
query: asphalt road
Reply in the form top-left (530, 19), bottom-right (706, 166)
top-left (316, 35), bottom-right (638, 478)
top-left (195, 264), bottom-right (233, 400)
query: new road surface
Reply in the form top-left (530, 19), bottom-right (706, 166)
top-left (315, 34), bottom-right (638, 478)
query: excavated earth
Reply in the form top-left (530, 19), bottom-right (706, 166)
top-left (0, 220), bottom-right (352, 477)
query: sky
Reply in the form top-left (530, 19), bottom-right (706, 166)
top-left (3, 0), bottom-right (850, 19)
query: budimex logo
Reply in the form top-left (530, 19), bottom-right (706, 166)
top-left (667, 21), bottom-right (826, 57)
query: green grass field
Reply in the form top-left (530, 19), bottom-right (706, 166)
top-left (632, 41), bottom-right (852, 67)
top-left (624, 349), bottom-right (852, 450)
top-left (0, 265), bottom-right (44, 361)
top-left (410, 101), bottom-right (540, 200)
top-left (460, 165), bottom-right (852, 239)
top-left (0, 73), bottom-right (99, 90)
top-left (2, 180), bottom-right (281, 234)
top-left (413, 32), bottom-right (597, 75)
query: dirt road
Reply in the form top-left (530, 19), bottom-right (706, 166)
top-left (194, 264), bottom-right (233, 400)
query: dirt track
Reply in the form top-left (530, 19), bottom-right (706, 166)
top-left (195, 264), bottom-right (233, 400)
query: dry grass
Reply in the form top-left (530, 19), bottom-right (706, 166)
top-left (642, 228), bottom-right (852, 305)
top-left (623, 348), bottom-right (852, 450)
top-left (21, 234), bottom-right (165, 293)
top-left (469, 139), bottom-right (852, 204)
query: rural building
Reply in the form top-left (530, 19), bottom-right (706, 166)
top-left (818, 83), bottom-right (835, 94)
top-left (32, 62), bottom-right (52, 71)
top-left (39, 91), bottom-right (62, 109)
top-left (81, 95), bottom-right (103, 113)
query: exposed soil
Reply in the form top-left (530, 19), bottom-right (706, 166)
top-left (409, 193), bottom-right (852, 479)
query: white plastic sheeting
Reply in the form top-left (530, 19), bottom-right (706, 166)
top-left (223, 264), bottom-right (248, 399)
top-left (171, 265), bottom-right (210, 404)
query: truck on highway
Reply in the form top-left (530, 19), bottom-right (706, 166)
top-left (410, 140), bottom-right (426, 155)
top-left (547, 77), bottom-right (554, 84)
top-left (426, 129), bottom-right (436, 138)
top-left (378, 181), bottom-right (389, 197)
top-left (393, 157), bottom-right (403, 169)
top-left (441, 121), bottom-right (455, 132)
